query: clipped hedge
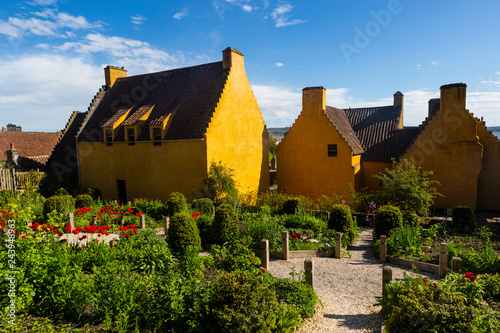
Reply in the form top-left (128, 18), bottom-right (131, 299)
top-left (75, 194), bottom-right (92, 209)
top-left (202, 271), bottom-right (279, 333)
top-left (450, 206), bottom-right (476, 235)
top-left (167, 212), bottom-right (201, 253)
top-left (374, 205), bottom-right (403, 239)
top-left (328, 204), bottom-right (353, 234)
top-left (43, 195), bottom-right (74, 219)
top-left (166, 192), bottom-right (187, 217)
top-left (211, 204), bottom-right (238, 245)
top-left (282, 198), bottom-right (303, 215)
top-left (192, 198), bottom-right (215, 216)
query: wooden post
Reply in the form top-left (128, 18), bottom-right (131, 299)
top-left (140, 215), bottom-right (146, 229)
top-left (282, 231), bottom-right (289, 260)
top-left (439, 243), bottom-right (448, 278)
top-left (326, 211), bottom-right (330, 221)
top-left (92, 216), bottom-right (97, 225)
top-left (67, 213), bottom-right (74, 229)
top-left (120, 216), bottom-right (125, 225)
top-left (260, 239), bottom-right (269, 270)
top-left (382, 267), bottom-right (392, 299)
top-left (335, 232), bottom-right (342, 259)
top-left (451, 257), bottom-right (462, 273)
top-left (164, 216), bottom-right (169, 235)
top-left (380, 235), bottom-right (387, 263)
top-left (304, 259), bottom-right (314, 289)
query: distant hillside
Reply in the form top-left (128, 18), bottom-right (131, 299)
top-left (488, 126), bottom-right (500, 132)
top-left (268, 127), bottom-right (290, 139)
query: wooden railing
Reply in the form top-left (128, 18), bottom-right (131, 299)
top-left (0, 168), bottom-right (45, 191)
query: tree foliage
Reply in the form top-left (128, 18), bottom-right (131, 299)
top-left (202, 161), bottom-right (238, 205)
top-left (375, 159), bottom-right (440, 216)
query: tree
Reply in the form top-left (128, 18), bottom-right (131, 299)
top-left (375, 159), bottom-right (440, 216)
top-left (268, 132), bottom-right (279, 157)
top-left (202, 161), bottom-right (238, 205)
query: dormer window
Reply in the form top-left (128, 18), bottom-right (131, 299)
top-left (152, 127), bottom-right (162, 146)
top-left (328, 144), bottom-right (338, 157)
top-left (127, 128), bottom-right (135, 145)
top-left (105, 129), bottom-right (113, 146)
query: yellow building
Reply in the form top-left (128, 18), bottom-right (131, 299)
top-left (76, 47), bottom-right (269, 202)
top-left (278, 84), bottom-right (500, 210)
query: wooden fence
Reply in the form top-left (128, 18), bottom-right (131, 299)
top-left (0, 168), bottom-right (45, 192)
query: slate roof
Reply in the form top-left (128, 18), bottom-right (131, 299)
top-left (340, 105), bottom-right (418, 162)
top-left (0, 131), bottom-right (62, 162)
top-left (78, 61), bottom-right (229, 142)
top-left (325, 106), bottom-right (364, 155)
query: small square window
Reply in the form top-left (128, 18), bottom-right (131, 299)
top-left (328, 144), bottom-right (337, 157)
top-left (127, 128), bottom-right (135, 145)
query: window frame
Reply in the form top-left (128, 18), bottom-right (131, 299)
top-left (328, 144), bottom-right (338, 157)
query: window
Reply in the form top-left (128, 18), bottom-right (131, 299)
top-left (328, 144), bottom-right (338, 157)
top-left (152, 127), bottom-right (162, 146)
top-left (127, 128), bottom-right (135, 145)
top-left (105, 129), bottom-right (113, 146)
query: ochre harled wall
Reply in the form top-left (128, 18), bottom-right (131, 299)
top-left (360, 161), bottom-right (391, 192)
top-left (78, 140), bottom-right (207, 202)
top-left (205, 50), bottom-right (269, 200)
top-left (403, 84), bottom-right (483, 210)
top-left (476, 122), bottom-right (500, 210)
top-left (276, 87), bottom-right (359, 200)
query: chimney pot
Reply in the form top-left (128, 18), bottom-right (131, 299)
top-left (104, 65), bottom-right (127, 87)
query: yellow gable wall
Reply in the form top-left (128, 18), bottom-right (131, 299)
top-left (277, 91), bottom-right (358, 200)
top-left (402, 84), bottom-right (483, 209)
top-left (205, 51), bottom-right (269, 200)
top-left (78, 140), bottom-right (207, 202)
top-left (476, 123), bottom-right (500, 210)
top-left (360, 161), bottom-right (391, 192)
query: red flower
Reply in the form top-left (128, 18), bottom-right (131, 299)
top-left (423, 279), bottom-right (428, 286)
top-left (124, 232), bottom-right (128, 236)
top-left (58, 233), bottom-right (63, 237)
top-left (462, 278), bottom-right (467, 282)
top-left (133, 228), bottom-right (138, 233)
top-left (424, 249), bottom-right (427, 253)
top-left (192, 212), bottom-right (200, 219)
top-left (249, 258), bottom-right (253, 262)
top-left (98, 234), bottom-right (101, 237)
top-left (432, 282), bottom-right (437, 287)
top-left (136, 212), bottom-right (143, 216)
top-left (258, 271), bottom-right (261, 275)
top-left (261, 269), bottom-right (266, 273)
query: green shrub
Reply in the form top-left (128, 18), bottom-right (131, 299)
top-left (55, 188), bottom-right (69, 196)
top-left (283, 214), bottom-right (327, 233)
top-left (43, 195), bottom-right (75, 219)
top-left (211, 204), bottom-right (238, 245)
top-left (213, 242), bottom-right (262, 272)
top-left (402, 210), bottom-right (421, 227)
top-left (133, 199), bottom-right (167, 220)
top-left (268, 278), bottom-right (320, 318)
top-left (167, 212), bottom-right (201, 253)
top-left (387, 226), bottom-right (423, 256)
top-left (203, 271), bottom-right (279, 332)
top-left (240, 213), bottom-right (286, 251)
top-left (75, 194), bottom-right (92, 209)
top-left (328, 204), bottom-right (353, 234)
top-left (85, 187), bottom-right (102, 201)
top-left (0, 190), bottom-right (16, 204)
top-left (196, 214), bottom-right (214, 245)
top-left (374, 205), bottom-right (403, 239)
top-left (192, 198), bottom-right (215, 216)
top-left (166, 192), bottom-right (187, 217)
top-left (282, 198), bottom-right (303, 215)
top-left (450, 206), bottom-right (476, 235)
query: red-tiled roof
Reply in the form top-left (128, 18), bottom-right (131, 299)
top-left (17, 155), bottom-right (50, 171)
top-left (0, 131), bottom-right (62, 161)
top-left (78, 61), bottom-right (229, 142)
top-left (325, 106), bottom-right (364, 155)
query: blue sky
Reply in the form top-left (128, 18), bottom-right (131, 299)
top-left (1, 0), bottom-right (500, 132)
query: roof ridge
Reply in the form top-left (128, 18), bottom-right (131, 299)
top-left (76, 85), bottom-right (109, 139)
top-left (473, 115), bottom-right (500, 143)
top-left (397, 111), bottom-right (437, 160)
top-left (324, 106), bottom-right (364, 154)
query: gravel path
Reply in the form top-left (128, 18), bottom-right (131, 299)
top-left (268, 227), bottom-right (439, 332)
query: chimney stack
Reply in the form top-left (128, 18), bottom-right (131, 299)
top-left (393, 91), bottom-right (404, 129)
top-left (302, 86), bottom-right (326, 114)
top-left (428, 98), bottom-right (440, 118)
top-left (222, 47), bottom-right (244, 70)
top-left (440, 83), bottom-right (467, 113)
top-left (104, 66), bottom-right (127, 87)
top-left (6, 143), bottom-right (19, 167)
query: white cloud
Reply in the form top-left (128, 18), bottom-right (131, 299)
top-left (274, 62), bottom-right (283, 67)
top-left (131, 14), bottom-right (146, 25)
top-left (271, 4), bottom-right (307, 28)
top-left (0, 11), bottom-right (101, 39)
top-left (53, 33), bottom-right (178, 73)
top-left (431, 60), bottom-right (442, 66)
top-left (173, 8), bottom-right (189, 20)
top-left (0, 54), bottom-right (102, 131)
top-left (28, 0), bottom-right (58, 6)
top-left (242, 5), bottom-right (252, 12)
